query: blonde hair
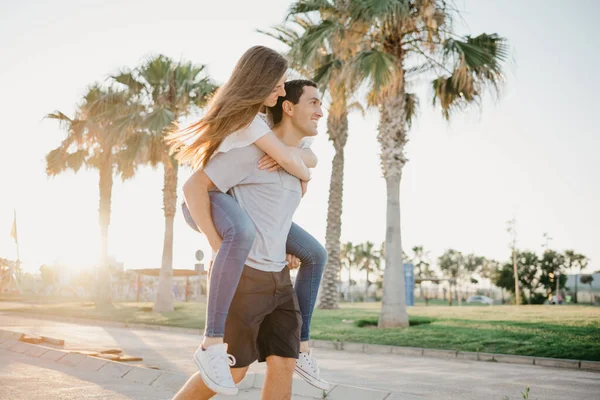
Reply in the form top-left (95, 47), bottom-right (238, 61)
top-left (166, 46), bottom-right (288, 169)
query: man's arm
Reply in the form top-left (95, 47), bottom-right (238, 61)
top-left (182, 170), bottom-right (222, 252)
top-left (254, 133), bottom-right (311, 181)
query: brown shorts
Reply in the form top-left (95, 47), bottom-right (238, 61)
top-left (224, 265), bottom-right (301, 368)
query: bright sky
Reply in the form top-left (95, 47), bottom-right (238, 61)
top-left (1, 0), bottom-right (599, 276)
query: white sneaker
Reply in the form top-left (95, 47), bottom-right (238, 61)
top-left (193, 343), bottom-right (238, 396)
top-left (295, 350), bottom-right (329, 391)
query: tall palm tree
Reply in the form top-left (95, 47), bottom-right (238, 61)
top-left (46, 85), bottom-right (139, 305)
top-left (263, 6), bottom-right (365, 309)
top-left (112, 55), bottom-right (216, 312)
top-left (290, 0), bottom-right (508, 327)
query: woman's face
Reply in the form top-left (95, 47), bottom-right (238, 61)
top-left (264, 73), bottom-right (287, 107)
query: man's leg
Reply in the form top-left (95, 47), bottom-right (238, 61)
top-left (173, 367), bottom-right (248, 400)
top-left (262, 356), bottom-right (296, 400)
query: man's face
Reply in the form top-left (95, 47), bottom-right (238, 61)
top-left (288, 86), bottom-right (323, 137)
top-left (264, 73), bottom-right (287, 108)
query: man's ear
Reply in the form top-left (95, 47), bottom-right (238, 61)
top-left (282, 100), bottom-right (294, 117)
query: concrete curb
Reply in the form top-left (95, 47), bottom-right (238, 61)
top-left (309, 339), bottom-right (600, 372)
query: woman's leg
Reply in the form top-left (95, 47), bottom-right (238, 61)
top-left (182, 192), bottom-right (256, 340)
top-left (286, 223), bottom-right (327, 343)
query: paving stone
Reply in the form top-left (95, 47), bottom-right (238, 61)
top-left (0, 339), bottom-right (19, 350)
top-left (24, 345), bottom-right (50, 358)
top-left (238, 372), bottom-right (256, 390)
top-left (9, 342), bottom-right (33, 354)
top-left (151, 371), bottom-right (189, 392)
top-left (364, 344), bottom-right (392, 355)
top-left (423, 349), bottom-right (457, 359)
top-left (78, 356), bottom-right (109, 372)
top-left (253, 372), bottom-right (265, 389)
top-left (39, 349), bottom-right (68, 362)
top-left (535, 357), bottom-right (579, 369)
top-left (580, 360), bottom-right (600, 372)
top-left (342, 342), bottom-right (364, 353)
top-left (98, 361), bottom-right (133, 378)
top-left (493, 354), bottom-right (534, 365)
top-left (391, 346), bottom-right (423, 357)
top-left (56, 352), bottom-right (87, 366)
top-left (456, 351), bottom-right (479, 361)
top-left (291, 377), bottom-right (326, 398)
top-left (325, 384), bottom-right (389, 400)
top-left (122, 366), bottom-right (163, 385)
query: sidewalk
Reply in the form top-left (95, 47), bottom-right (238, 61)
top-left (0, 349), bottom-right (175, 400)
top-left (1, 312), bottom-right (599, 400)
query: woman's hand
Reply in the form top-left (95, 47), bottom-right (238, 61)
top-left (258, 154), bottom-right (281, 172)
top-left (286, 254), bottom-right (301, 270)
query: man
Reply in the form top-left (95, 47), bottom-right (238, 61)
top-left (174, 80), bottom-right (324, 400)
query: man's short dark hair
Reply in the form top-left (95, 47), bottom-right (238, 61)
top-left (269, 79), bottom-right (318, 125)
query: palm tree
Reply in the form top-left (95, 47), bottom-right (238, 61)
top-left (262, 8), bottom-right (364, 309)
top-left (355, 241), bottom-right (379, 300)
top-left (438, 249), bottom-right (467, 306)
top-left (46, 85), bottom-right (139, 305)
top-left (340, 241), bottom-right (356, 302)
top-left (580, 275), bottom-right (595, 304)
top-left (112, 55), bottom-right (216, 312)
top-left (410, 245), bottom-right (432, 300)
top-left (565, 250), bottom-right (588, 303)
top-left (289, 0), bottom-right (508, 327)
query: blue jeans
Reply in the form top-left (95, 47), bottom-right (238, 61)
top-left (182, 191), bottom-right (327, 342)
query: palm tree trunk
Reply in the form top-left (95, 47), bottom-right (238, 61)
top-left (154, 158), bottom-right (178, 312)
top-left (365, 268), bottom-right (370, 300)
top-left (574, 269), bottom-right (579, 303)
top-left (96, 154), bottom-right (113, 306)
top-left (377, 89), bottom-right (410, 328)
top-left (318, 110), bottom-right (348, 309)
top-left (379, 175), bottom-right (409, 327)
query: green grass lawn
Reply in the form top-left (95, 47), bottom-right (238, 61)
top-left (2, 300), bottom-right (599, 361)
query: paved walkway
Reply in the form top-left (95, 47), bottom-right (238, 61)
top-left (0, 349), bottom-right (175, 400)
top-left (1, 312), bottom-right (599, 400)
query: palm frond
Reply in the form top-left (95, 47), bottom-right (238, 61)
top-left (287, 0), bottom-right (336, 18)
top-left (350, 49), bottom-right (401, 103)
top-left (434, 33), bottom-right (508, 119)
top-left (113, 71), bottom-right (144, 94)
top-left (145, 107), bottom-right (175, 134)
top-left (404, 92), bottom-right (418, 128)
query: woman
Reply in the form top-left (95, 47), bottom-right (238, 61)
top-left (167, 46), bottom-right (328, 395)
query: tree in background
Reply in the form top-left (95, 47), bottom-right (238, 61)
top-left (288, 0), bottom-right (508, 327)
top-left (113, 55), bottom-right (215, 312)
top-left (340, 242), bottom-right (357, 302)
top-left (355, 241), bottom-right (380, 300)
top-left (580, 274), bottom-right (594, 305)
top-left (46, 85), bottom-right (139, 305)
top-left (539, 249), bottom-right (567, 299)
top-left (564, 250), bottom-right (589, 303)
top-left (438, 249), bottom-right (465, 305)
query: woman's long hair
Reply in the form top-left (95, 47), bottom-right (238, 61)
top-left (166, 46), bottom-right (288, 170)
